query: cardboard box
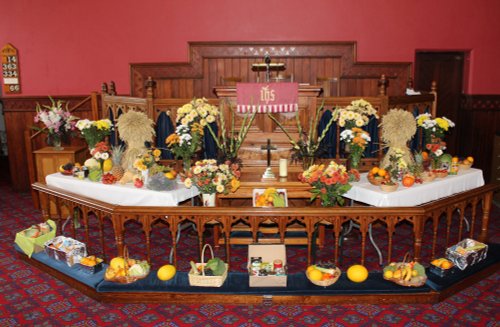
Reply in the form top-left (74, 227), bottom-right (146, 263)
top-left (248, 244), bottom-right (287, 287)
top-left (14, 220), bottom-right (56, 258)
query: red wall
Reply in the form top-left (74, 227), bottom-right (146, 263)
top-left (1, 0), bottom-right (499, 96)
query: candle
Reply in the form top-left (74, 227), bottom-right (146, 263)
top-left (279, 158), bottom-right (288, 177)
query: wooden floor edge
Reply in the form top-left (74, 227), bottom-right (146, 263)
top-left (17, 252), bottom-right (497, 305)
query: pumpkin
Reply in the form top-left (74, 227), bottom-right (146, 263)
top-left (402, 175), bottom-right (415, 187)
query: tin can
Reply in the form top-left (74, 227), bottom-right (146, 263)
top-left (273, 259), bottom-right (285, 275)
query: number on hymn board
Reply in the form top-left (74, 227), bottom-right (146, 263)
top-left (1, 43), bottom-right (21, 94)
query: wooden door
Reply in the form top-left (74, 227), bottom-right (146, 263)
top-left (414, 52), bottom-right (466, 154)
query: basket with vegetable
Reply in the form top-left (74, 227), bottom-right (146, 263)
top-left (188, 244), bottom-right (228, 287)
top-left (104, 247), bottom-right (150, 284)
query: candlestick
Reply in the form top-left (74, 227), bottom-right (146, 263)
top-left (279, 158), bottom-right (288, 177)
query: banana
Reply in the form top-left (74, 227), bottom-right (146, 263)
top-left (404, 266), bottom-right (412, 281)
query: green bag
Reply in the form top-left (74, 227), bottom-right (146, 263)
top-left (15, 220), bottom-right (56, 258)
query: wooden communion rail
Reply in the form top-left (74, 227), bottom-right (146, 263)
top-left (32, 182), bottom-right (497, 269)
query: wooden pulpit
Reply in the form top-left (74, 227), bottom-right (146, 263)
top-left (213, 84), bottom-right (323, 171)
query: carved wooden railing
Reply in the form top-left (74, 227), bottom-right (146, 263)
top-left (32, 182), bottom-right (497, 270)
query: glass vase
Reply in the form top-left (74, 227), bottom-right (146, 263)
top-left (348, 153), bottom-right (361, 170)
top-left (47, 133), bottom-right (63, 151)
top-left (182, 158), bottom-right (192, 174)
top-left (302, 155), bottom-right (316, 171)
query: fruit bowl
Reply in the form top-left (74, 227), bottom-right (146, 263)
top-left (380, 183), bottom-right (398, 192)
top-left (306, 267), bottom-right (341, 287)
top-left (458, 162), bottom-right (472, 170)
top-left (421, 171), bottom-right (436, 183)
top-left (433, 169), bottom-right (448, 178)
top-left (367, 175), bottom-right (385, 186)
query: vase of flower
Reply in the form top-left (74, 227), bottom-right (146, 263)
top-left (47, 133), bottom-right (64, 150)
top-left (202, 193), bottom-right (216, 207)
top-left (182, 157), bottom-right (192, 174)
top-left (302, 155), bottom-right (316, 170)
top-left (141, 169), bottom-right (149, 187)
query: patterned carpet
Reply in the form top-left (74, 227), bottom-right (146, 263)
top-left (0, 157), bottom-right (499, 326)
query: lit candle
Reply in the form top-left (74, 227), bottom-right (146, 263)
top-left (279, 158), bottom-right (288, 177)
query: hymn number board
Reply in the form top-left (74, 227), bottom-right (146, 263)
top-left (1, 43), bottom-right (21, 94)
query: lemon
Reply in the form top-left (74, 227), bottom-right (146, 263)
top-left (308, 269), bottom-right (323, 281)
top-left (466, 156), bottom-right (474, 163)
top-left (452, 157), bottom-right (459, 163)
top-left (109, 257), bottom-right (126, 270)
top-left (383, 270), bottom-right (393, 279)
top-left (157, 264), bottom-right (176, 281)
top-left (346, 264), bottom-right (369, 283)
top-left (377, 169), bottom-right (387, 177)
top-left (370, 167), bottom-right (379, 175)
top-left (306, 265), bottom-right (316, 274)
top-left (102, 158), bottom-right (113, 172)
top-left (164, 172), bottom-right (175, 180)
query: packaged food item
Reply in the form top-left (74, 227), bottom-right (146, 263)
top-left (445, 238), bottom-right (488, 270)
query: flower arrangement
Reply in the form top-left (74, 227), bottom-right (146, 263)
top-left (75, 118), bottom-right (113, 149)
top-left (340, 127), bottom-right (371, 169)
top-left (268, 101), bottom-right (335, 168)
top-left (415, 113), bottom-right (455, 141)
top-left (206, 103), bottom-right (256, 163)
top-left (166, 124), bottom-right (204, 170)
top-left (33, 97), bottom-right (79, 146)
top-left (183, 159), bottom-right (240, 195)
top-left (166, 98), bottom-right (218, 169)
top-left (332, 99), bottom-right (378, 129)
top-left (299, 161), bottom-right (359, 206)
top-left (133, 148), bottom-right (162, 172)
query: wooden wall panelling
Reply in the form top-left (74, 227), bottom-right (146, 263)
top-left (130, 42), bottom-right (411, 98)
top-left (459, 95), bottom-right (500, 183)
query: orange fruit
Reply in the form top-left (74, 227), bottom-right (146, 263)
top-left (452, 157), bottom-right (459, 163)
top-left (441, 261), bottom-right (453, 269)
top-left (370, 167), bottom-right (379, 175)
top-left (466, 156), bottom-right (474, 163)
top-left (308, 269), bottom-right (323, 281)
top-left (421, 151), bottom-right (429, 160)
top-left (377, 169), bottom-right (387, 177)
top-left (346, 264), bottom-right (369, 283)
top-left (402, 175), bottom-right (415, 187)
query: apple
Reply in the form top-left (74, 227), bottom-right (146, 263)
top-left (134, 178), bottom-right (144, 188)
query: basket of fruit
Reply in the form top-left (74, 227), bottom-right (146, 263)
top-left (253, 188), bottom-right (288, 207)
top-left (104, 247), bottom-right (150, 284)
top-left (383, 253), bottom-right (427, 287)
top-left (458, 156), bottom-right (474, 170)
top-left (421, 171), bottom-right (436, 183)
top-left (367, 167), bottom-right (389, 186)
top-left (306, 263), bottom-right (341, 287)
top-left (433, 169), bottom-right (449, 179)
top-left (188, 244), bottom-right (228, 287)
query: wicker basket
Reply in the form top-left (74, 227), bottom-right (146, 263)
top-left (367, 175), bottom-right (385, 186)
top-left (188, 244), bottom-right (228, 287)
top-left (306, 267), bottom-right (341, 287)
top-left (380, 183), bottom-right (398, 192)
top-left (383, 253), bottom-right (427, 287)
top-left (458, 162), bottom-right (472, 170)
top-left (104, 247), bottom-right (149, 284)
top-left (421, 172), bottom-right (436, 183)
top-left (434, 171), bottom-right (448, 178)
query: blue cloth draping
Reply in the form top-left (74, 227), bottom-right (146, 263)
top-left (156, 112), bottom-right (174, 159)
top-left (317, 110), bottom-right (337, 158)
top-left (203, 123), bottom-right (218, 159)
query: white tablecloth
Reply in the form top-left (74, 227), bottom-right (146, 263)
top-left (46, 173), bottom-right (199, 207)
top-left (344, 168), bottom-right (485, 207)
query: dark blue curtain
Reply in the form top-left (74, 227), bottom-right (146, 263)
top-left (156, 112), bottom-right (174, 159)
top-left (365, 116), bottom-right (378, 158)
top-left (108, 109), bottom-right (124, 147)
top-left (203, 123), bottom-right (218, 159)
top-left (317, 110), bottom-right (337, 158)
top-left (411, 105), bottom-right (431, 152)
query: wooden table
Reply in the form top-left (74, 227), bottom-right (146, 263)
top-left (215, 171), bottom-right (324, 246)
